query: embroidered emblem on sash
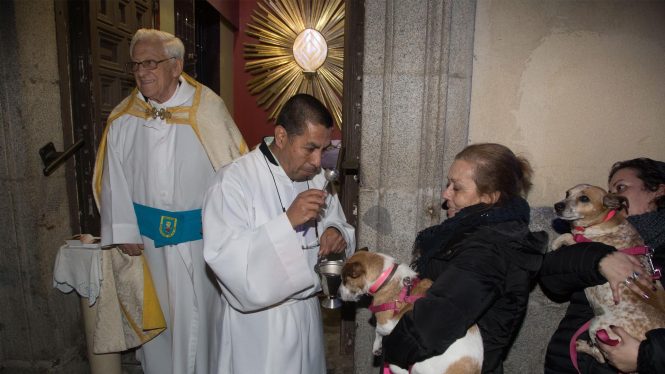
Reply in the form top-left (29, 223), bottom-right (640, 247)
top-left (159, 216), bottom-right (177, 238)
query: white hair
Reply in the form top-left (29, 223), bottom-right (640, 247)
top-left (130, 28), bottom-right (185, 61)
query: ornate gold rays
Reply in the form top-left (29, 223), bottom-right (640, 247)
top-left (244, 0), bottom-right (345, 128)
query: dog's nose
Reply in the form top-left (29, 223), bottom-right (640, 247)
top-left (554, 202), bottom-right (566, 213)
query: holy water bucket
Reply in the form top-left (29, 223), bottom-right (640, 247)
top-left (315, 259), bottom-right (344, 309)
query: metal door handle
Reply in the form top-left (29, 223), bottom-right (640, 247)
top-left (39, 139), bottom-right (85, 176)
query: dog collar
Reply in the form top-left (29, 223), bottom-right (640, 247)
top-left (573, 210), bottom-right (618, 240)
top-left (368, 263), bottom-right (398, 295)
top-left (578, 209), bottom-right (617, 230)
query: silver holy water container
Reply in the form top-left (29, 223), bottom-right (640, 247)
top-left (315, 258), bottom-right (344, 309)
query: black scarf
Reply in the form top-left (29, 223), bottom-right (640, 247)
top-left (628, 209), bottom-right (665, 251)
top-left (413, 196), bottom-right (531, 273)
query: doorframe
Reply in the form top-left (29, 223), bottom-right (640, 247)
top-left (339, 0), bottom-right (365, 359)
top-left (341, 0), bottom-right (363, 233)
top-left (54, 0), bottom-right (90, 234)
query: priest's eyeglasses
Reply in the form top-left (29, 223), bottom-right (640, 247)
top-left (125, 57), bottom-right (176, 73)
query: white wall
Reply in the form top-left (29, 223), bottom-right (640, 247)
top-left (469, 0), bottom-right (665, 207)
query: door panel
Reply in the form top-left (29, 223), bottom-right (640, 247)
top-left (65, 0), bottom-right (154, 234)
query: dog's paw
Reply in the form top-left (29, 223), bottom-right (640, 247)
top-left (372, 340), bottom-right (383, 356)
top-left (372, 331), bottom-right (383, 356)
top-left (575, 339), bottom-right (594, 355)
top-left (550, 233), bottom-right (574, 251)
top-left (576, 340), bottom-right (606, 364)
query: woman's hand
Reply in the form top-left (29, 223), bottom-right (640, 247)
top-left (598, 251), bottom-right (650, 304)
top-left (597, 325), bottom-right (640, 373)
top-left (630, 277), bottom-right (665, 312)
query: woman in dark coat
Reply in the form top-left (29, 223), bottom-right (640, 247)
top-left (382, 143), bottom-right (548, 373)
top-left (540, 158), bottom-right (665, 374)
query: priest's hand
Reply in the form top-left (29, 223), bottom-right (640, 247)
top-left (118, 243), bottom-right (144, 256)
top-left (319, 227), bottom-right (347, 256)
top-left (286, 189), bottom-right (327, 227)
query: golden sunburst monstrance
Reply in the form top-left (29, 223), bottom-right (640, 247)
top-left (244, 0), bottom-right (345, 128)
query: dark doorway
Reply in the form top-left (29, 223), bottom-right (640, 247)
top-left (174, 0), bottom-right (197, 77)
top-left (195, 0), bottom-right (221, 94)
top-left (174, 0), bottom-right (221, 94)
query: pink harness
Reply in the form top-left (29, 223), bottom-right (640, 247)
top-left (568, 215), bottom-right (661, 373)
top-left (368, 263), bottom-right (422, 374)
top-left (368, 277), bottom-right (425, 314)
top-left (381, 362), bottom-right (412, 374)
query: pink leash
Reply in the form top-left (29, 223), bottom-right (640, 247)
top-left (569, 319), bottom-right (592, 374)
top-left (568, 242), bottom-right (658, 373)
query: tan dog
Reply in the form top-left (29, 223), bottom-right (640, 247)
top-left (551, 184), bottom-right (665, 365)
top-left (339, 249), bottom-right (483, 374)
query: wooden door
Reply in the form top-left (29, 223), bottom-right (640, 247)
top-left (59, 0), bottom-right (154, 234)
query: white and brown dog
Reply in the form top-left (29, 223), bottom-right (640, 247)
top-left (339, 249), bottom-right (483, 374)
top-left (551, 184), bottom-right (665, 367)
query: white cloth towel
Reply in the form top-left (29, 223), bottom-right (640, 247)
top-left (53, 243), bottom-right (103, 306)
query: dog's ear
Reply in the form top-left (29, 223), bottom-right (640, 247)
top-left (356, 247), bottom-right (369, 252)
top-left (342, 261), bottom-right (365, 279)
top-left (603, 193), bottom-right (629, 212)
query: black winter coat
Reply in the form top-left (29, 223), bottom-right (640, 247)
top-left (638, 328), bottom-right (665, 374)
top-left (382, 204), bottom-right (547, 373)
top-left (539, 242), bottom-right (617, 374)
top-left (540, 241), bottom-right (665, 374)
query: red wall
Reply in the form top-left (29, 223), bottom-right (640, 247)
top-left (232, 0), bottom-right (341, 148)
top-left (233, 0), bottom-right (272, 148)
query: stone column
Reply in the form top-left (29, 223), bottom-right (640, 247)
top-left (0, 0), bottom-right (88, 372)
top-left (356, 1), bottom-right (476, 372)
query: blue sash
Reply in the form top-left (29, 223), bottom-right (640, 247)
top-left (133, 203), bottom-right (202, 247)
